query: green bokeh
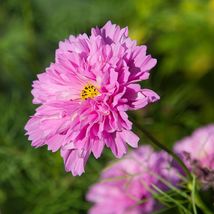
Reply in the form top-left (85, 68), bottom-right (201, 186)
top-left (0, 0), bottom-right (213, 213)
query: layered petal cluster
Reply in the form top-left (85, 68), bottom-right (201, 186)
top-left (174, 124), bottom-right (214, 188)
top-left (87, 146), bottom-right (180, 214)
top-left (25, 21), bottom-right (159, 176)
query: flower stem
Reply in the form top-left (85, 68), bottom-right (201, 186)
top-left (192, 177), bottom-right (213, 214)
top-left (133, 120), bottom-right (192, 181)
top-left (191, 175), bottom-right (197, 214)
top-left (194, 193), bottom-right (213, 214)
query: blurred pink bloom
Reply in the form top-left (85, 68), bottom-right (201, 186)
top-left (87, 146), bottom-right (180, 214)
top-left (25, 21), bottom-right (159, 176)
top-left (174, 124), bottom-right (214, 169)
top-left (174, 124), bottom-right (214, 188)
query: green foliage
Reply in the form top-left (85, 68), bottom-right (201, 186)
top-left (0, 0), bottom-right (213, 213)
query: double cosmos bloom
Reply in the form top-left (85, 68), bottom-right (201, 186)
top-left (25, 21), bottom-right (159, 176)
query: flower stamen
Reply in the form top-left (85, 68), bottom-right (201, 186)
top-left (81, 84), bottom-right (100, 100)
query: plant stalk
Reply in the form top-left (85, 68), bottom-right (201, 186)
top-left (133, 120), bottom-right (192, 181)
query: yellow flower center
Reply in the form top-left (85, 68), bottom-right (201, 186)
top-left (80, 84), bottom-right (100, 100)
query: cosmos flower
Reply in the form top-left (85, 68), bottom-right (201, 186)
top-left (174, 124), bottom-right (214, 170)
top-left (87, 146), bottom-right (180, 214)
top-left (25, 21), bottom-right (159, 176)
top-left (174, 124), bottom-right (214, 189)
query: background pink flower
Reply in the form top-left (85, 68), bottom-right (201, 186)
top-left (174, 124), bottom-right (214, 169)
top-left (87, 146), bottom-right (180, 214)
top-left (174, 124), bottom-right (214, 188)
top-left (25, 21), bottom-right (159, 176)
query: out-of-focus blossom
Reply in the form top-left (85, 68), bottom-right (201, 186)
top-left (25, 21), bottom-right (159, 176)
top-left (174, 124), bottom-right (214, 189)
top-left (87, 146), bottom-right (180, 214)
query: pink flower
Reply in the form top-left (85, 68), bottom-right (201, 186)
top-left (174, 124), bottom-right (214, 189)
top-left (25, 21), bottom-right (159, 176)
top-left (87, 146), bottom-right (180, 214)
top-left (174, 124), bottom-right (214, 170)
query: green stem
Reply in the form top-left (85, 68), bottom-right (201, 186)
top-left (133, 120), bottom-right (192, 181)
top-left (195, 195), bottom-right (213, 214)
top-left (191, 175), bottom-right (198, 214)
top-left (194, 185), bottom-right (213, 214)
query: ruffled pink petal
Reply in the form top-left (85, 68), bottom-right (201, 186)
top-left (61, 148), bottom-right (90, 176)
top-left (129, 89), bottom-right (160, 110)
top-left (92, 20), bottom-right (128, 45)
top-left (91, 139), bottom-right (105, 159)
top-left (119, 130), bottom-right (139, 148)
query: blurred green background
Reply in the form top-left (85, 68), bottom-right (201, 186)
top-left (0, 0), bottom-right (214, 213)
